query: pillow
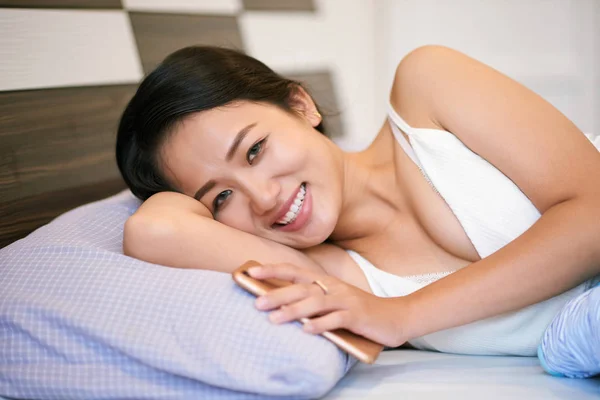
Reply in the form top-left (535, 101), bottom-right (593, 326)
top-left (0, 190), bottom-right (355, 399)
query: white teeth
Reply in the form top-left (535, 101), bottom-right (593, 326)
top-left (276, 184), bottom-right (306, 225)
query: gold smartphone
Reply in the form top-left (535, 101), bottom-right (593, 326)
top-left (232, 260), bottom-right (383, 364)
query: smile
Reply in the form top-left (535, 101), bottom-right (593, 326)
top-left (275, 183), bottom-right (306, 225)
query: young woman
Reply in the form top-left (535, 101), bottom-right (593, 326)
top-left (116, 45), bottom-right (600, 376)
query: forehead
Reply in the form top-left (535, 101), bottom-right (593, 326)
top-left (178, 101), bottom-right (272, 137)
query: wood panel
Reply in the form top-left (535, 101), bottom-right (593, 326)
top-left (288, 71), bottom-right (343, 138)
top-left (0, 84), bottom-right (136, 246)
top-left (0, 0), bottom-right (122, 8)
top-left (242, 0), bottom-right (315, 12)
top-left (129, 12), bottom-right (244, 74)
top-left (0, 84), bottom-right (135, 202)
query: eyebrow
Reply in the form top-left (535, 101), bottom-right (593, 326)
top-left (193, 122), bottom-right (257, 202)
top-left (226, 122), bottom-right (256, 162)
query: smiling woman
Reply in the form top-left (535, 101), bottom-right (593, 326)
top-left (116, 45), bottom-right (600, 376)
top-left (116, 46), bottom-right (345, 250)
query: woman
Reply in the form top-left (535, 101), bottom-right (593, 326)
top-left (116, 45), bottom-right (600, 377)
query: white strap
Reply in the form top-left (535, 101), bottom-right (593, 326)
top-left (386, 103), bottom-right (422, 168)
top-left (387, 102), bottom-right (414, 134)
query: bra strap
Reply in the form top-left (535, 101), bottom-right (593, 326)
top-left (387, 103), bottom-right (422, 168)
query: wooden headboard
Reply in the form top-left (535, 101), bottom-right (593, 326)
top-left (0, 85), bottom-right (133, 247)
top-left (0, 0), bottom-right (343, 248)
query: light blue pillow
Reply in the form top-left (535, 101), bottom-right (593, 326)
top-left (0, 190), bottom-right (355, 399)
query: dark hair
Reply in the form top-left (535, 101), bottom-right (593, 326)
top-left (116, 45), bottom-right (326, 201)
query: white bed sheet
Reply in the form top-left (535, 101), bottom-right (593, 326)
top-left (324, 350), bottom-right (600, 399)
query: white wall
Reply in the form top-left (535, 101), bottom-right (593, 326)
top-left (374, 0), bottom-right (600, 143)
top-left (240, 0), bottom-right (378, 151)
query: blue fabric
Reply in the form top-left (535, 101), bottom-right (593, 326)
top-left (0, 190), bottom-right (355, 399)
top-left (538, 281), bottom-right (600, 379)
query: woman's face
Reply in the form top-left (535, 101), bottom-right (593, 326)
top-left (160, 99), bottom-right (344, 249)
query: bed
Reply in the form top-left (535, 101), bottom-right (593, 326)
top-left (325, 350), bottom-right (599, 399)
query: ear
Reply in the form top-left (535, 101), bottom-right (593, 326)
top-left (288, 85), bottom-right (322, 127)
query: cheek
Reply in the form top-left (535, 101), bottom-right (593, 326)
top-left (316, 162), bottom-right (343, 224)
top-left (269, 144), bottom-right (305, 173)
top-left (318, 186), bottom-right (341, 227)
top-left (219, 200), bottom-right (256, 232)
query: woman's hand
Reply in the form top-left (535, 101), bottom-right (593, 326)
top-left (248, 263), bottom-right (409, 347)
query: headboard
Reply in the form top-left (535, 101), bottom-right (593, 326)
top-left (0, 86), bottom-right (132, 247)
top-left (0, 0), bottom-right (343, 248)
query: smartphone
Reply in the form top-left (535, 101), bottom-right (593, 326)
top-left (232, 260), bottom-right (383, 364)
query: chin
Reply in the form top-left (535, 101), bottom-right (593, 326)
top-left (295, 222), bottom-right (337, 249)
top-left (290, 237), bottom-right (324, 250)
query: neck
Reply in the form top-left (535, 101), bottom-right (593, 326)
top-left (330, 131), bottom-right (404, 242)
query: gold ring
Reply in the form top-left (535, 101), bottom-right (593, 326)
top-left (313, 280), bottom-right (329, 295)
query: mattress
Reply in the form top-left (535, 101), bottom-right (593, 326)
top-left (324, 349), bottom-right (600, 399)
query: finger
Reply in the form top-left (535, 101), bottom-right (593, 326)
top-left (302, 310), bottom-right (352, 335)
top-left (268, 292), bottom-right (339, 324)
top-left (256, 281), bottom-right (326, 311)
top-left (248, 263), bottom-right (317, 284)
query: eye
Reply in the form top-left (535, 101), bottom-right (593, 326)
top-left (213, 189), bottom-right (232, 214)
top-left (247, 137), bottom-right (268, 165)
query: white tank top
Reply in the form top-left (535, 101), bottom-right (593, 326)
top-left (347, 104), bottom-right (600, 356)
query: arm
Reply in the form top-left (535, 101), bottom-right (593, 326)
top-left (391, 45), bottom-right (600, 342)
top-left (123, 191), bottom-right (325, 274)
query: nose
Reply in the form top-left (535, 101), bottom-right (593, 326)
top-left (242, 176), bottom-right (280, 216)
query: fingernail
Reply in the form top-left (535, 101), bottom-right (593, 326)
top-left (256, 296), bottom-right (268, 309)
top-left (248, 266), bottom-right (262, 276)
top-left (304, 322), bottom-right (314, 333)
top-left (270, 311), bottom-right (283, 323)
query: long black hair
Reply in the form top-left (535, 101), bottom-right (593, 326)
top-left (116, 45), bottom-right (326, 201)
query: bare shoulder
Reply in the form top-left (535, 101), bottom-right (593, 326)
top-left (390, 45), bottom-right (474, 126)
top-left (397, 44), bottom-right (464, 68)
top-left (303, 243), bottom-right (371, 293)
top-left (393, 45), bottom-right (475, 88)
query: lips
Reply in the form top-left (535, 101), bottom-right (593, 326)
top-left (271, 183), bottom-right (304, 227)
